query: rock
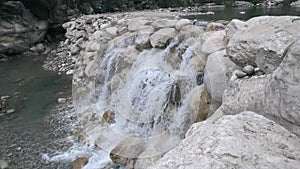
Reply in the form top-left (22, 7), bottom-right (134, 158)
top-left (205, 22), bottom-right (226, 32)
top-left (235, 70), bottom-right (247, 78)
top-left (0, 1), bottom-right (48, 54)
top-left (177, 25), bottom-right (202, 41)
top-left (150, 28), bottom-right (178, 48)
top-left (265, 39), bottom-right (300, 135)
top-left (201, 30), bottom-right (227, 55)
top-left (151, 19), bottom-right (177, 29)
top-left (175, 19), bottom-right (191, 30)
top-left (233, 1), bottom-right (254, 7)
top-left (223, 39), bottom-right (300, 136)
top-left (225, 19), bottom-right (245, 40)
top-left (135, 26), bottom-right (155, 49)
top-left (226, 16), bottom-right (300, 74)
top-left (6, 109), bottom-right (15, 114)
top-left (110, 138), bottom-right (145, 165)
top-left (57, 98), bottom-right (67, 104)
top-left (111, 32), bottom-right (136, 48)
top-left (148, 112), bottom-right (300, 169)
top-left (0, 160), bottom-right (8, 169)
top-left (291, 0), bottom-right (300, 7)
top-left (106, 27), bottom-right (118, 37)
top-left (203, 50), bottom-right (238, 103)
top-left (72, 157), bottom-right (88, 169)
top-left (242, 65), bottom-right (255, 75)
top-left (187, 85), bottom-right (211, 122)
top-left (128, 17), bottom-right (149, 31)
top-left (101, 110), bottom-right (115, 124)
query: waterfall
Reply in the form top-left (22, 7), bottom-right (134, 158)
top-left (48, 15), bottom-right (207, 169)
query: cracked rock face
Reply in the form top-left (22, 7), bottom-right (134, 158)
top-left (148, 111), bottom-right (300, 169)
top-left (0, 1), bottom-right (48, 55)
top-left (226, 16), bottom-right (300, 74)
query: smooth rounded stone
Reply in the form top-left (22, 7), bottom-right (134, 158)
top-left (201, 30), bottom-right (227, 55)
top-left (151, 19), bottom-right (177, 29)
top-left (85, 41), bottom-right (101, 52)
top-left (235, 70), bottom-right (248, 78)
top-left (72, 157), bottom-right (88, 169)
top-left (149, 28), bottom-right (178, 48)
top-left (128, 17), bottom-right (150, 31)
top-left (205, 22), bottom-right (226, 32)
top-left (109, 138), bottom-right (145, 165)
top-left (204, 50), bottom-right (239, 103)
top-left (105, 27), bottom-right (118, 37)
top-left (227, 16), bottom-right (300, 74)
top-left (6, 109), bottom-right (15, 114)
top-left (175, 19), bottom-right (192, 30)
top-left (187, 85), bottom-right (211, 122)
top-left (177, 25), bottom-right (202, 41)
top-left (225, 19), bottom-right (246, 39)
top-left (58, 98), bottom-right (67, 104)
top-left (70, 44), bottom-right (81, 55)
top-left (148, 111), bottom-right (300, 169)
top-left (135, 26), bottom-right (155, 49)
top-left (234, 70), bottom-right (248, 78)
top-left (84, 60), bottom-right (98, 77)
top-left (242, 65), bottom-right (255, 75)
top-left (291, 0), bottom-right (300, 7)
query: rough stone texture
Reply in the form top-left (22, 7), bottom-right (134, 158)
top-left (110, 138), bottom-right (145, 165)
top-left (148, 112), bottom-right (300, 169)
top-left (135, 26), bottom-right (155, 49)
top-left (201, 30), bottom-right (227, 55)
top-left (177, 25), bottom-right (202, 41)
top-left (175, 19), bottom-right (191, 30)
top-left (204, 50), bottom-right (239, 103)
top-left (265, 39), bottom-right (300, 135)
top-left (0, 1), bottom-right (48, 54)
top-left (72, 157), bottom-right (88, 169)
top-left (291, 0), bottom-right (300, 7)
top-left (223, 39), bottom-right (300, 136)
top-left (225, 19), bottom-right (245, 40)
top-left (150, 28), bottom-right (178, 48)
top-left (128, 17), bottom-right (150, 31)
top-left (205, 22), bottom-right (226, 32)
top-left (187, 85), bottom-right (211, 122)
top-left (151, 19), bottom-right (177, 29)
top-left (226, 16), bottom-right (300, 74)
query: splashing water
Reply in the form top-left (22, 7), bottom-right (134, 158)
top-left (49, 24), bottom-right (206, 168)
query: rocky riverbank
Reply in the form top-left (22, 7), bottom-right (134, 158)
top-left (42, 8), bottom-right (300, 169)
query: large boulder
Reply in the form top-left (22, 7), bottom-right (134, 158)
top-left (204, 50), bottom-right (239, 103)
top-left (201, 30), bottom-right (227, 55)
top-left (135, 26), bottom-right (155, 49)
top-left (265, 39), bottom-right (300, 134)
top-left (148, 111), bottom-right (300, 169)
top-left (150, 28), bottom-right (178, 48)
top-left (223, 39), bottom-right (300, 136)
top-left (227, 16), bottom-right (300, 74)
top-left (0, 1), bottom-right (48, 54)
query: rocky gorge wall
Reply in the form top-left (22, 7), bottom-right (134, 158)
top-left (46, 9), bottom-right (300, 169)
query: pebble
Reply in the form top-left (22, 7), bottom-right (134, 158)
top-left (235, 70), bottom-right (247, 78)
top-left (58, 98), bottom-right (67, 104)
top-left (242, 65), bottom-right (255, 76)
top-left (6, 109), bottom-right (15, 114)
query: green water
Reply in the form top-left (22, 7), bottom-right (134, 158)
top-left (0, 55), bottom-right (71, 128)
top-left (184, 6), bottom-right (300, 21)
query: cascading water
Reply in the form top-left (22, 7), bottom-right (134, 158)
top-left (47, 15), bottom-right (208, 169)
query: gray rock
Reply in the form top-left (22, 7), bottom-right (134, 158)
top-left (0, 1), bottom-right (48, 54)
top-left (135, 26), bottom-right (155, 49)
top-left (0, 160), bottom-right (9, 169)
top-left (151, 19), bottom-right (177, 29)
top-left (223, 39), bottom-right (300, 136)
top-left (175, 19), bottom-right (191, 30)
top-left (225, 19), bottom-right (245, 40)
top-left (204, 50), bottom-right (239, 103)
top-left (128, 17), bottom-right (149, 32)
top-left (242, 65), bottom-right (255, 75)
top-left (148, 112), bottom-right (300, 169)
top-left (227, 16), bottom-right (300, 74)
top-left (150, 28), bottom-right (178, 48)
top-left (235, 70), bottom-right (248, 78)
top-left (201, 30), bottom-right (227, 55)
top-left (177, 25), bottom-right (202, 41)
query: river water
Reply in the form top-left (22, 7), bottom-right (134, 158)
top-left (0, 5), bottom-right (299, 169)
